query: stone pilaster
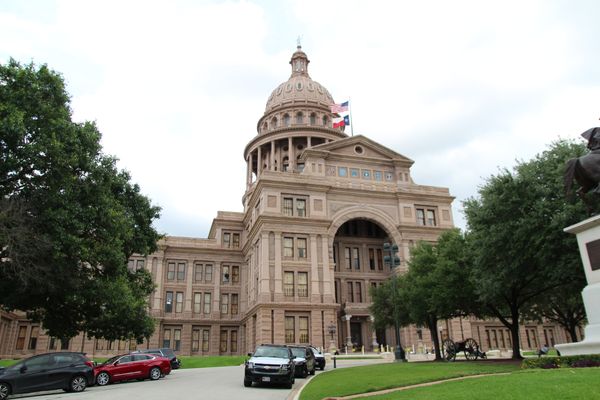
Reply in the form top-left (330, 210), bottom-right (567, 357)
top-left (310, 234), bottom-right (321, 302)
top-left (274, 233), bottom-right (283, 302)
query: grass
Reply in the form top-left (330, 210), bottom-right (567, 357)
top-left (365, 368), bottom-right (600, 399)
top-left (335, 356), bottom-right (384, 360)
top-left (178, 355), bottom-right (247, 368)
top-left (0, 359), bottom-right (18, 368)
top-left (521, 349), bottom-right (559, 357)
top-left (299, 361), bottom-right (520, 400)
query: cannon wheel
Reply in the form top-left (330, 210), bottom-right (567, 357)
top-left (463, 338), bottom-right (479, 361)
top-left (442, 339), bottom-right (456, 361)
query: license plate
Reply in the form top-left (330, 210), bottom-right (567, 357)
top-left (261, 377), bottom-right (271, 382)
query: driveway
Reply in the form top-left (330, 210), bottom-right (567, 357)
top-left (11, 358), bottom-right (388, 400)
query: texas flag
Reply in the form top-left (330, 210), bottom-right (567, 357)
top-left (330, 101), bottom-right (349, 113)
top-left (333, 115), bottom-right (350, 128)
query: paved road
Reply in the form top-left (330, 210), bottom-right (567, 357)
top-left (11, 358), bottom-right (389, 400)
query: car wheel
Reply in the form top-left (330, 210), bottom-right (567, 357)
top-left (0, 382), bottom-right (10, 400)
top-left (301, 366), bottom-right (308, 378)
top-left (309, 366), bottom-right (315, 375)
top-left (69, 375), bottom-right (87, 392)
top-left (243, 379), bottom-right (252, 387)
top-left (149, 367), bottom-right (162, 380)
top-left (96, 371), bottom-right (111, 386)
top-left (285, 377), bottom-right (293, 389)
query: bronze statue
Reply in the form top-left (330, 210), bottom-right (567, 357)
top-left (565, 127), bottom-right (600, 213)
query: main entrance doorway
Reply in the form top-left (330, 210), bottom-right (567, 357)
top-left (350, 322), bottom-right (363, 349)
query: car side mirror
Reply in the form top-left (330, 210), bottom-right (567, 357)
top-left (113, 361), bottom-right (119, 366)
top-left (247, 352), bottom-right (252, 357)
top-left (20, 366), bottom-right (27, 373)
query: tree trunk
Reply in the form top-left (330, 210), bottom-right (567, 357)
top-left (510, 307), bottom-right (523, 360)
top-left (567, 324), bottom-right (579, 343)
top-left (426, 316), bottom-right (442, 361)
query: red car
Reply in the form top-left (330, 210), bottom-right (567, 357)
top-left (94, 353), bottom-right (171, 386)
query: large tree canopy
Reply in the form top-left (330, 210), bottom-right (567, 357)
top-left (463, 139), bottom-right (588, 359)
top-left (0, 59), bottom-right (162, 341)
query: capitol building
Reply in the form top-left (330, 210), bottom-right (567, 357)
top-left (0, 46), bottom-right (569, 358)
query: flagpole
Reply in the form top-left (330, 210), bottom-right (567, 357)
top-left (349, 97), bottom-right (354, 136)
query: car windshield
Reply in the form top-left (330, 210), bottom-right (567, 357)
top-left (253, 346), bottom-right (289, 358)
top-left (311, 347), bottom-right (322, 355)
top-left (102, 356), bottom-right (121, 365)
top-left (160, 349), bottom-right (175, 358)
top-left (290, 347), bottom-right (306, 358)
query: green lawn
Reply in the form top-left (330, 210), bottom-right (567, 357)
top-left (365, 368), bottom-right (600, 399)
top-left (178, 355), bottom-right (247, 368)
top-left (522, 349), bottom-right (559, 357)
top-left (299, 361), bottom-right (519, 400)
top-left (0, 359), bottom-right (18, 368)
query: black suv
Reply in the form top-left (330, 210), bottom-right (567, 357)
top-left (244, 344), bottom-right (295, 388)
top-left (0, 352), bottom-right (95, 400)
top-left (289, 345), bottom-right (316, 378)
top-left (136, 348), bottom-right (181, 369)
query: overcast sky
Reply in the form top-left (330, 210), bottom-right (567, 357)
top-left (2, 0), bottom-right (599, 237)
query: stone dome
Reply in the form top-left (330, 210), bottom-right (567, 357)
top-left (264, 46), bottom-right (335, 113)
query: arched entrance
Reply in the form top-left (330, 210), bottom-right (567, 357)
top-left (332, 216), bottom-right (398, 352)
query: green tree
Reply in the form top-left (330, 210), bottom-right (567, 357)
top-left (463, 140), bottom-right (588, 359)
top-left (370, 275), bottom-right (411, 345)
top-left (0, 59), bottom-right (161, 342)
top-left (404, 229), bottom-right (478, 360)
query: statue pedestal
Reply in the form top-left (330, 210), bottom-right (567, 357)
top-left (556, 215), bottom-right (600, 356)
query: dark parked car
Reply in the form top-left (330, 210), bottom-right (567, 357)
top-left (244, 344), bottom-right (295, 388)
top-left (288, 345), bottom-right (316, 378)
top-left (309, 346), bottom-right (326, 370)
top-left (135, 348), bottom-right (181, 369)
top-left (0, 352), bottom-right (94, 400)
top-left (94, 353), bottom-right (171, 385)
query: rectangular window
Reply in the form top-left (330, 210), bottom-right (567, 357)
top-left (222, 265), bottom-right (230, 283)
top-left (492, 330), bottom-right (499, 348)
top-left (194, 264), bottom-right (203, 282)
top-left (369, 249), bottom-right (375, 270)
top-left (204, 293), bottom-right (212, 314)
top-left (525, 329), bottom-right (531, 348)
top-left (28, 326), bottom-right (39, 350)
top-left (347, 281), bottom-right (354, 302)
top-left (338, 167), bottom-right (347, 177)
top-left (221, 294), bottom-right (229, 314)
top-left (174, 329), bottom-right (181, 351)
top-left (296, 199), bottom-right (306, 217)
top-left (167, 262), bottom-right (176, 280)
top-left (284, 237), bottom-right (294, 257)
top-left (60, 338), bottom-right (69, 350)
top-left (202, 329), bottom-right (210, 352)
top-left (374, 171), bottom-right (383, 181)
top-left (416, 209), bottom-right (426, 226)
top-left (177, 262), bottom-right (186, 281)
top-left (136, 260), bottom-right (145, 271)
top-left (232, 233), bottom-right (240, 248)
top-left (192, 329), bottom-right (200, 352)
top-left (175, 292), bottom-right (184, 313)
top-left (486, 329), bottom-right (491, 348)
top-left (285, 316), bottom-right (295, 343)
top-left (223, 232), bottom-right (231, 248)
top-left (355, 281), bottom-right (362, 303)
top-left (231, 293), bottom-right (239, 314)
top-left (427, 210), bottom-right (436, 226)
top-left (299, 317), bottom-right (309, 343)
top-left (345, 247), bottom-right (351, 269)
top-left (298, 272), bottom-right (308, 297)
top-left (165, 291), bottom-right (173, 313)
top-left (220, 330), bottom-right (228, 353)
top-left (377, 249), bottom-right (383, 270)
top-left (283, 198), bottom-right (293, 216)
top-left (232, 266), bottom-right (240, 284)
top-left (205, 265), bottom-right (213, 282)
top-left (353, 247), bottom-right (360, 269)
top-left (49, 337), bottom-right (57, 350)
top-left (193, 292), bottom-right (202, 314)
top-left (350, 168), bottom-right (359, 178)
top-left (297, 238), bottom-right (307, 258)
top-left (163, 329), bottom-right (171, 349)
top-left (16, 326), bottom-right (27, 350)
top-left (231, 331), bottom-right (238, 352)
top-left (500, 330), bottom-right (506, 348)
top-left (284, 272), bottom-right (294, 297)
top-left (506, 330), bottom-right (512, 348)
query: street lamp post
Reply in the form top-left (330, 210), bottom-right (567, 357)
top-left (383, 242), bottom-right (407, 362)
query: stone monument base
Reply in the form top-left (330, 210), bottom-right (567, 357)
top-left (556, 215), bottom-right (600, 356)
top-left (556, 282), bottom-right (600, 356)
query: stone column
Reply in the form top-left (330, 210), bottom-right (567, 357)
top-left (184, 259), bottom-right (194, 316)
top-left (310, 234), bottom-right (321, 302)
top-left (307, 136), bottom-right (312, 148)
top-left (260, 232), bottom-right (270, 302)
top-left (153, 249), bottom-right (165, 314)
top-left (247, 152), bottom-right (253, 186)
top-left (270, 141), bottom-right (275, 171)
top-left (257, 146), bottom-right (262, 178)
top-left (289, 137), bottom-right (295, 171)
top-left (345, 315), bottom-right (353, 349)
top-left (212, 263), bottom-right (221, 320)
top-left (274, 233), bottom-right (283, 302)
top-left (321, 236), bottom-right (333, 301)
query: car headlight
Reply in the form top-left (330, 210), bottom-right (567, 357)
top-left (281, 363), bottom-right (291, 371)
top-left (246, 362), bottom-right (254, 368)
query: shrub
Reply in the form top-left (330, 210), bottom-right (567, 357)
top-left (522, 354), bottom-right (600, 369)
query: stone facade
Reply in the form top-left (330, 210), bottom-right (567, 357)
top-left (0, 46), bottom-right (574, 359)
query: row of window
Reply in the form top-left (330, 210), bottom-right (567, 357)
top-left (284, 315), bottom-right (310, 344)
top-left (282, 196), bottom-right (307, 217)
top-left (162, 327), bottom-right (238, 353)
top-left (223, 232), bottom-right (241, 248)
top-left (165, 291), bottom-right (239, 315)
top-left (332, 166), bottom-right (395, 181)
top-left (283, 236), bottom-right (307, 258)
top-left (334, 280), bottom-right (381, 303)
top-left (333, 246), bottom-right (389, 271)
top-left (416, 208), bottom-right (437, 226)
top-left (166, 263), bottom-right (240, 284)
top-left (264, 113), bottom-right (329, 132)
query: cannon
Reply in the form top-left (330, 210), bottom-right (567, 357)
top-left (441, 338), bottom-right (486, 361)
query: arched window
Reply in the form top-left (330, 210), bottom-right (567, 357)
top-left (263, 122), bottom-right (268, 132)
top-left (296, 112), bottom-right (303, 124)
top-left (282, 156), bottom-right (289, 172)
top-left (322, 116), bottom-right (329, 127)
top-left (284, 114), bottom-right (291, 127)
top-left (271, 117), bottom-right (278, 128)
top-left (310, 113), bottom-right (316, 125)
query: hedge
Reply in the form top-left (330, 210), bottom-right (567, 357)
top-left (522, 354), bottom-right (600, 369)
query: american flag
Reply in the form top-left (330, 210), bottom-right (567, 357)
top-left (330, 101), bottom-right (349, 113)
